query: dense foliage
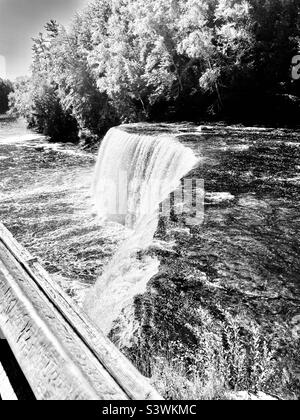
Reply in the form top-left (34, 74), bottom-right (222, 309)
top-left (0, 78), bottom-right (13, 114)
top-left (9, 0), bottom-right (300, 142)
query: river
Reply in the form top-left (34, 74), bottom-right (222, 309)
top-left (0, 118), bottom-right (299, 397)
top-left (0, 118), bottom-right (128, 306)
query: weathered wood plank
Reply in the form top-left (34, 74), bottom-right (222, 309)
top-left (0, 243), bottom-right (127, 400)
top-left (0, 222), bottom-right (162, 400)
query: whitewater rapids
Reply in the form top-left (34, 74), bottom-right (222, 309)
top-left (84, 126), bottom-right (197, 334)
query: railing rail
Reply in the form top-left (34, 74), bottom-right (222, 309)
top-left (0, 222), bottom-right (162, 401)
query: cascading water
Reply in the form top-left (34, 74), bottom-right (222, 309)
top-left (84, 126), bottom-right (198, 334)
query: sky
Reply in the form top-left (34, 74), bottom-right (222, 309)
top-left (0, 0), bottom-right (89, 80)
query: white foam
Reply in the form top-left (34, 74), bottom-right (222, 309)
top-left (84, 127), bottom-right (198, 333)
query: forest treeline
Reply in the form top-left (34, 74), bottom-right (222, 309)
top-left (8, 0), bottom-right (300, 143)
top-left (0, 79), bottom-right (13, 114)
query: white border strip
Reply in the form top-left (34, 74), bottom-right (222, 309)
top-left (0, 362), bottom-right (18, 400)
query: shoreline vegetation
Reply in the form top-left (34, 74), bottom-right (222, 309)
top-left (2, 0), bottom-right (300, 146)
top-left (0, 80), bottom-right (13, 116)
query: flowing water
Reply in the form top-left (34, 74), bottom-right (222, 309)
top-left (84, 127), bottom-right (198, 332)
top-left (0, 119), bottom-right (299, 349)
top-left (0, 118), bottom-right (128, 307)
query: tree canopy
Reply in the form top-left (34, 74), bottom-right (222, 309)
top-left (0, 78), bottom-right (13, 114)
top-left (9, 0), bottom-right (300, 142)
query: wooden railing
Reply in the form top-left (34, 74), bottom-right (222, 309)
top-left (0, 222), bottom-right (162, 400)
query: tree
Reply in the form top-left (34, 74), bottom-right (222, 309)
top-left (10, 21), bottom-right (78, 141)
top-left (9, 0), bottom-right (300, 140)
top-left (0, 78), bottom-right (13, 114)
top-left (8, 77), bottom-right (33, 122)
top-left (50, 14), bottom-right (118, 140)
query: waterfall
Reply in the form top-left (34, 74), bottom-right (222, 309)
top-left (84, 126), bottom-right (198, 334)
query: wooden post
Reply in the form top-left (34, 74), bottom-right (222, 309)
top-left (0, 222), bottom-right (162, 401)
